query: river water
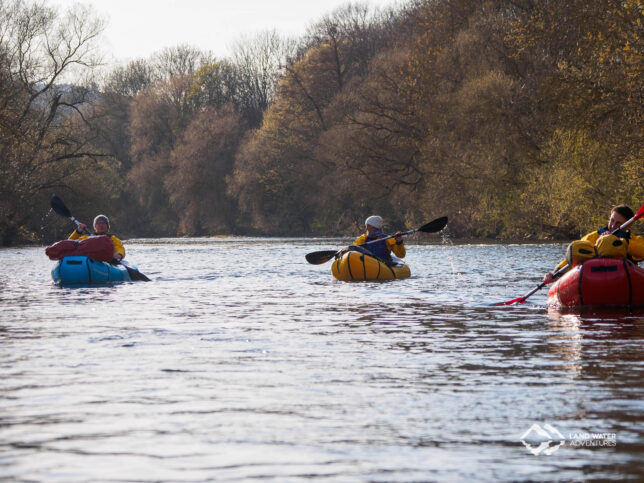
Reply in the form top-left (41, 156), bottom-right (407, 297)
top-left (0, 238), bottom-right (642, 482)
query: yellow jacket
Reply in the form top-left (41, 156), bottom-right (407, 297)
top-left (354, 234), bottom-right (406, 259)
top-left (554, 230), bottom-right (644, 270)
top-left (68, 230), bottom-right (125, 258)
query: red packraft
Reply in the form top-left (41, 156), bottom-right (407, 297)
top-left (46, 235), bottom-right (114, 261)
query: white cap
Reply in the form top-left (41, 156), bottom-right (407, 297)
top-left (365, 215), bottom-right (383, 229)
top-left (93, 214), bottom-right (110, 229)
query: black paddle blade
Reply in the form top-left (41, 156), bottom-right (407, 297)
top-left (305, 250), bottom-right (338, 265)
top-left (418, 216), bottom-right (448, 233)
top-left (126, 267), bottom-right (151, 282)
top-left (120, 260), bottom-right (151, 281)
top-left (50, 195), bottom-right (72, 218)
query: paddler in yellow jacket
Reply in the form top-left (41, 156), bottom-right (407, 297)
top-left (69, 215), bottom-right (125, 261)
top-left (354, 215), bottom-right (405, 263)
top-left (543, 205), bottom-right (644, 283)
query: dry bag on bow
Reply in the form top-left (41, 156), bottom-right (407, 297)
top-left (46, 235), bottom-right (114, 261)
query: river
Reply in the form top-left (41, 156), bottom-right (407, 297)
top-left (1, 238), bottom-right (642, 481)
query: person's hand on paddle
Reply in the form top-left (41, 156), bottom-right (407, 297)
top-left (76, 223), bottom-right (88, 234)
top-left (394, 231), bottom-right (403, 244)
top-left (542, 272), bottom-right (554, 284)
top-left (113, 252), bottom-right (123, 262)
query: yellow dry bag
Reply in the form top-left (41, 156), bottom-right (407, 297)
top-left (594, 234), bottom-right (627, 259)
top-left (565, 240), bottom-right (595, 267)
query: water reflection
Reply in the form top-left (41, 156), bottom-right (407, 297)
top-left (546, 306), bottom-right (644, 427)
top-left (546, 309), bottom-right (584, 376)
top-left (548, 306), bottom-right (644, 324)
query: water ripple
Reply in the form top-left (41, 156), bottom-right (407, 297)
top-left (0, 240), bottom-right (642, 481)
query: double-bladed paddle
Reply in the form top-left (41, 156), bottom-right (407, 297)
top-left (305, 216), bottom-right (448, 265)
top-left (50, 195), bottom-right (150, 281)
top-left (494, 203), bottom-right (644, 306)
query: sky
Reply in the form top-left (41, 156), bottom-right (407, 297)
top-left (48, 0), bottom-right (401, 64)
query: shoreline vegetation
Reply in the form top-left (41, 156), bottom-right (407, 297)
top-left (1, 0), bottom-right (642, 247)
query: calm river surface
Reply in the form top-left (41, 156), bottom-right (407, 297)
top-left (1, 238), bottom-right (643, 482)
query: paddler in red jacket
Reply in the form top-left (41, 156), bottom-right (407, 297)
top-left (69, 215), bottom-right (125, 261)
top-left (543, 205), bottom-right (644, 283)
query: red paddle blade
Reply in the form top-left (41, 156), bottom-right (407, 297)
top-left (493, 296), bottom-right (526, 306)
top-left (635, 203), bottom-right (644, 220)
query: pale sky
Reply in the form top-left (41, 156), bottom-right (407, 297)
top-left (48, 0), bottom-right (401, 64)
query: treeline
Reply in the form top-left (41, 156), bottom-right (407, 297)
top-left (1, 0), bottom-right (642, 245)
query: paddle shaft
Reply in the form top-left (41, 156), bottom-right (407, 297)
top-left (354, 217), bottom-right (447, 250)
top-left (70, 218), bottom-right (92, 235)
top-left (496, 265), bottom-right (569, 305)
top-left (615, 208), bottom-right (643, 233)
top-left (359, 228), bottom-right (412, 247)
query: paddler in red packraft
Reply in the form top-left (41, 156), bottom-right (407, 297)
top-left (69, 215), bottom-right (125, 262)
top-left (543, 205), bottom-right (644, 284)
top-left (354, 215), bottom-right (406, 263)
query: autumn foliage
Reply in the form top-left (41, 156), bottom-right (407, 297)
top-left (2, 0), bottom-right (643, 244)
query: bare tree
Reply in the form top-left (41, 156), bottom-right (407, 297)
top-left (231, 29), bottom-right (295, 126)
top-left (0, 0), bottom-right (107, 245)
top-left (151, 44), bottom-right (214, 79)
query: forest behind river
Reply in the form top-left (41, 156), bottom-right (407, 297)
top-left (1, 0), bottom-right (642, 245)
